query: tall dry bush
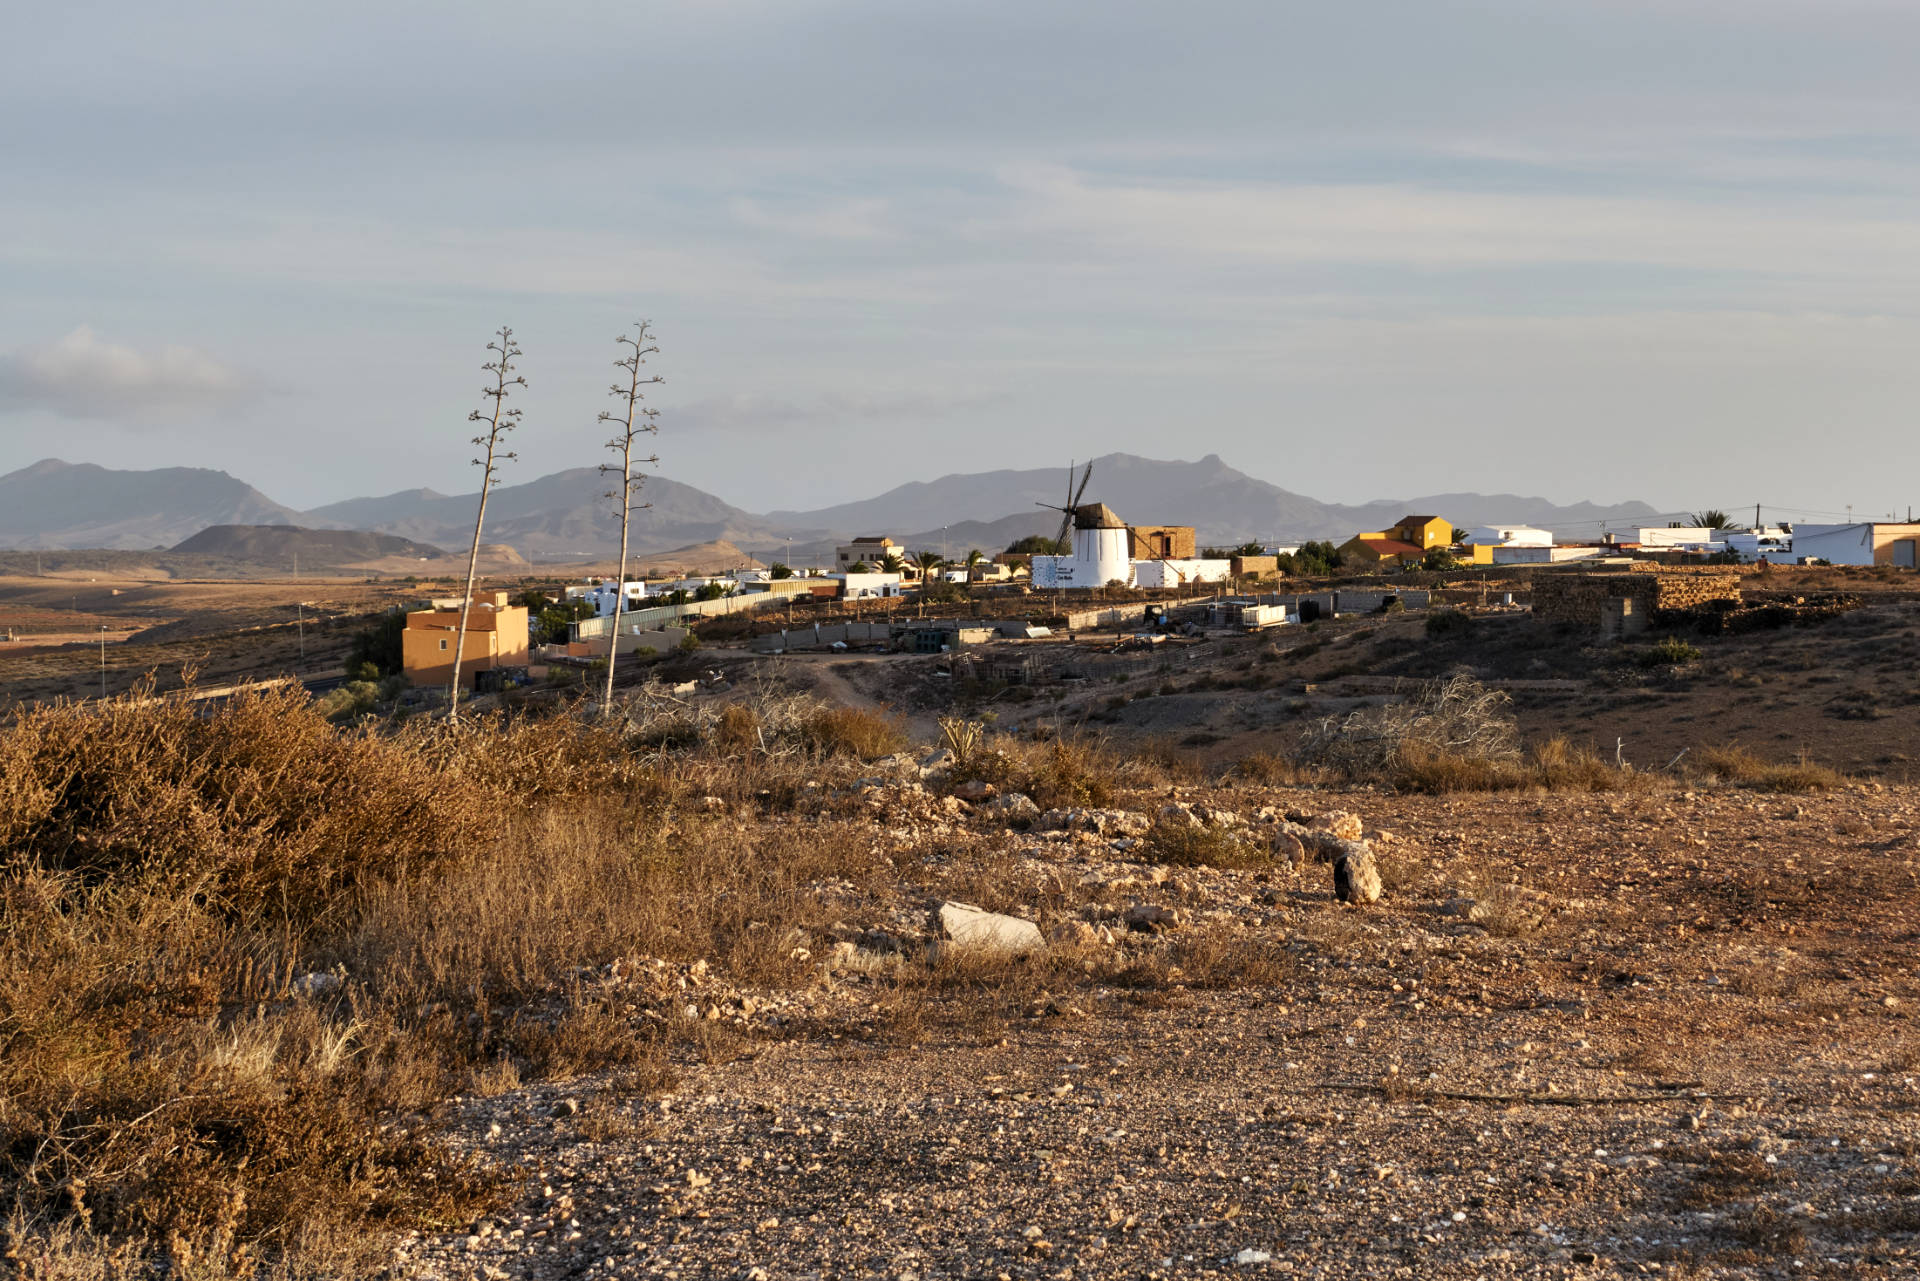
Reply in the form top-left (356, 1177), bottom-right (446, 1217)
top-left (0, 683), bottom-right (649, 919)
top-left (1298, 673), bottom-right (1520, 777)
top-left (0, 686), bottom-right (669, 1272)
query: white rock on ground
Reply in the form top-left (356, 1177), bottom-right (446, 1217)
top-left (930, 901), bottom-right (1045, 955)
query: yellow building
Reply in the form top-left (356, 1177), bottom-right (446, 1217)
top-left (1388, 515), bottom-right (1453, 549)
top-left (1337, 535), bottom-right (1426, 568)
top-left (402, 591), bottom-right (530, 690)
top-left (1338, 515), bottom-right (1454, 568)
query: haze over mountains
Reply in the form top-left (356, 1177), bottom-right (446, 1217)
top-left (0, 455), bottom-right (1679, 558)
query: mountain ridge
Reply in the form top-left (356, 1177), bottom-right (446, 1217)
top-left (0, 455), bottom-right (1684, 554)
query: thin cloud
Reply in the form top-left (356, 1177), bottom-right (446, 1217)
top-left (0, 325), bottom-right (253, 419)
top-left (673, 389), bottom-right (1009, 433)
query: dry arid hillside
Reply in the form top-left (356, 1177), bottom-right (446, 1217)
top-left (3, 592), bottom-right (1917, 1280)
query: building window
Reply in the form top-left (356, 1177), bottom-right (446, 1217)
top-left (439, 638), bottom-right (448, 650)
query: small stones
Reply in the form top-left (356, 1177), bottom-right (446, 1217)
top-left (952, 778), bottom-right (997, 802)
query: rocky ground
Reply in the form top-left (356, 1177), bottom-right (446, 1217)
top-left (392, 766), bottom-right (1920, 1280)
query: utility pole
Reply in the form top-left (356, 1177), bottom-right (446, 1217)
top-left (297, 601), bottom-right (306, 665)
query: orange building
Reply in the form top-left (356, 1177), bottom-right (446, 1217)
top-left (402, 591), bottom-right (531, 690)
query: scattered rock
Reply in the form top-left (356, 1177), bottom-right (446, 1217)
top-left (1158, 802), bottom-right (1200, 828)
top-left (1333, 846), bottom-right (1382, 905)
top-left (1124, 904), bottom-right (1187, 933)
top-left (1039, 807), bottom-right (1152, 837)
top-left (952, 778), bottom-right (997, 802)
top-left (1270, 830), bottom-right (1307, 871)
top-left (984, 792), bottom-right (1041, 822)
top-left (930, 900), bottom-right (1045, 955)
top-left (1310, 810), bottom-right (1364, 842)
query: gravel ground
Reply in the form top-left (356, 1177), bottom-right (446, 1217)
top-left (394, 781), bottom-right (1920, 1280)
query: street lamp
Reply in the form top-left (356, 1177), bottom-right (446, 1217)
top-left (98, 626), bottom-right (108, 699)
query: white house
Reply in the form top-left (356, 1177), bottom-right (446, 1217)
top-left (566, 580), bottom-right (649, 617)
top-left (1633, 526), bottom-right (1724, 551)
top-left (835, 571), bottom-right (905, 599)
top-left (1721, 527), bottom-right (1793, 563)
top-left (1133, 558), bottom-right (1232, 588)
top-left (1491, 545), bottom-right (1605, 565)
top-left (1463, 525), bottom-right (1553, 547)
top-left (1792, 522), bottom-right (1920, 567)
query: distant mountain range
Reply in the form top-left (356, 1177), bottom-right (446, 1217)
top-left (170, 524), bottom-right (445, 564)
top-left (0, 455), bottom-right (1681, 557)
top-left (0, 459), bottom-right (303, 549)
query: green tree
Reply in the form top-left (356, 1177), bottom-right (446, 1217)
top-left (880, 553), bottom-right (906, 575)
top-left (848, 560), bottom-right (873, 573)
top-left (1422, 547), bottom-right (1461, 571)
top-left (1289, 540), bottom-right (1341, 576)
top-left (769, 562), bottom-right (794, 580)
top-left (1005, 534), bottom-right (1069, 556)
top-left (348, 608), bottom-right (407, 677)
top-left (695, 582), bottom-right (728, 601)
top-left (1232, 541), bottom-right (1266, 557)
top-left (1690, 509), bottom-right (1734, 530)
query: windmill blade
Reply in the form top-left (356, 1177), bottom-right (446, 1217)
top-left (1070, 460), bottom-right (1094, 510)
top-left (1053, 460), bottom-right (1077, 551)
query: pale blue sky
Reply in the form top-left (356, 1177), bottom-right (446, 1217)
top-left (4, 0), bottom-right (1918, 521)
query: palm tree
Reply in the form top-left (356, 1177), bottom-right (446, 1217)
top-left (880, 553), bottom-right (906, 575)
top-left (1690, 510), bottom-right (1734, 530)
top-left (965, 548), bottom-right (986, 580)
top-left (911, 550), bottom-right (946, 583)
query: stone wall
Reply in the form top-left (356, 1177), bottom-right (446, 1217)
top-left (1533, 569), bottom-right (1743, 624)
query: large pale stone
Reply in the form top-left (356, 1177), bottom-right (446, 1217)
top-left (1333, 846), bottom-right (1383, 905)
top-left (930, 901), bottom-right (1045, 955)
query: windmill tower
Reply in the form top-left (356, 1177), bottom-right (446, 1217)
top-left (1032, 462), bottom-right (1137, 588)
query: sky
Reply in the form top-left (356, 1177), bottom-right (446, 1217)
top-left (3, 0), bottom-right (1919, 524)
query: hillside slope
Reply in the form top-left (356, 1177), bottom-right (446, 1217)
top-left (169, 524), bottom-right (445, 564)
top-left (0, 459), bottom-right (303, 549)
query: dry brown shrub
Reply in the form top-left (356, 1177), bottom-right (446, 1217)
top-left (1235, 751), bottom-right (1306, 786)
top-left (1018, 736), bottom-right (1117, 810)
top-left (1, 686), bottom-right (895, 1273)
top-left (799, 706), bottom-right (906, 759)
top-left (1144, 821), bottom-right (1274, 870)
top-left (712, 703), bottom-right (762, 754)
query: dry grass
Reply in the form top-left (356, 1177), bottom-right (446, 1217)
top-left (0, 683), bottom-right (896, 1275)
top-left (799, 706), bottom-right (907, 759)
top-left (1393, 737), bottom-right (1649, 795)
top-left (944, 731), bottom-right (1124, 810)
top-left (1144, 820), bottom-right (1276, 870)
top-left (1689, 745), bottom-right (1845, 793)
